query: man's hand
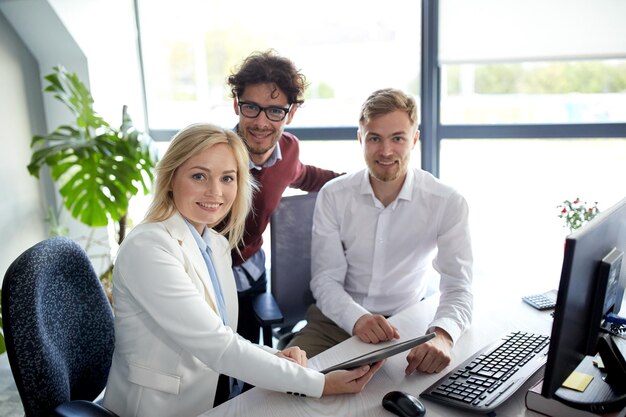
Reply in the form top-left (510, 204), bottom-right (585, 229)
top-left (353, 314), bottom-right (400, 344)
top-left (405, 328), bottom-right (453, 375)
top-left (276, 346), bottom-right (308, 367)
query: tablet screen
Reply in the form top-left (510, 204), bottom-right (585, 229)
top-left (320, 332), bottom-right (436, 374)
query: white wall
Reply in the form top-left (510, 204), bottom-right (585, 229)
top-left (46, 0), bottom-right (146, 128)
top-left (0, 0), bottom-right (146, 277)
top-left (0, 12), bottom-right (48, 282)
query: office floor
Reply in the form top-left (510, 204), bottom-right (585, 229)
top-left (0, 353), bottom-right (23, 417)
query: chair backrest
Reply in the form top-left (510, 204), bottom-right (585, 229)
top-left (269, 192), bottom-right (318, 330)
top-left (1, 236), bottom-right (115, 417)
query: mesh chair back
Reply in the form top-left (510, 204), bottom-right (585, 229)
top-left (269, 192), bottom-right (317, 330)
top-left (1, 237), bottom-right (114, 417)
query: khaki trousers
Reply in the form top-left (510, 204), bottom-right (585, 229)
top-left (286, 304), bottom-right (351, 358)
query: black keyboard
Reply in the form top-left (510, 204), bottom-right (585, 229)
top-left (420, 331), bottom-right (550, 413)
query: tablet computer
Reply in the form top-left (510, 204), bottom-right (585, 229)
top-left (320, 332), bottom-right (436, 374)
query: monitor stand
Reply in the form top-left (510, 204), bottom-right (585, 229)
top-left (554, 334), bottom-right (626, 413)
top-left (597, 333), bottom-right (626, 387)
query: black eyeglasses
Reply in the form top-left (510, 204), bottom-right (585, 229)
top-left (237, 100), bottom-right (292, 122)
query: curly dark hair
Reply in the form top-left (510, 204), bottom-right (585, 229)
top-left (227, 50), bottom-right (308, 105)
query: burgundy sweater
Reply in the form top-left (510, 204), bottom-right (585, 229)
top-left (232, 132), bottom-right (341, 266)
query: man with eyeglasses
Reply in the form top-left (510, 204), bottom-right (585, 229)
top-left (225, 50), bottom-right (343, 345)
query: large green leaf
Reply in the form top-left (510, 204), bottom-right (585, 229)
top-left (28, 66), bottom-right (158, 229)
top-left (44, 67), bottom-right (108, 133)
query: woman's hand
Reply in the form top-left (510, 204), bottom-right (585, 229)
top-left (275, 346), bottom-right (308, 367)
top-left (322, 360), bottom-right (385, 395)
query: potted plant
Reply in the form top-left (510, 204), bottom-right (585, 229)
top-left (558, 198), bottom-right (600, 232)
top-left (27, 66), bottom-right (159, 294)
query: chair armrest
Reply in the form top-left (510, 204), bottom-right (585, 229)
top-left (252, 292), bottom-right (284, 325)
top-left (50, 400), bottom-right (119, 417)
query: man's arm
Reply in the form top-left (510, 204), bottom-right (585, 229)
top-left (291, 162), bottom-right (343, 192)
top-left (404, 190), bottom-right (473, 374)
top-left (429, 190), bottom-right (474, 345)
top-left (310, 186), bottom-right (370, 334)
top-left (278, 133), bottom-right (342, 192)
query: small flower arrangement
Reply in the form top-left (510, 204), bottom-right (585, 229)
top-left (558, 198), bottom-right (600, 232)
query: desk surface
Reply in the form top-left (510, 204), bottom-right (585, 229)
top-left (202, 284), bottom-right (555, 417)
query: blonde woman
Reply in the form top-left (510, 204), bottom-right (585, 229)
top-left (103, 123), bottom-right (382, 417)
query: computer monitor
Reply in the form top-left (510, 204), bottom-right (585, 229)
top-left (542, 196), bottom-right (626, 410)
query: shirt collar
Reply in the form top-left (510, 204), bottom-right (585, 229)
top-left (397, 168), bottom-right (415, 201)
top-left (359, 167), bottom-right (415, 207)
top-left (250, 141), bottom-right (282, 170)
top-left (184, 218), bottom-right (211, 252)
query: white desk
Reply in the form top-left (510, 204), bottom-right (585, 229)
top-left (202, 286), bottom-right (554, 416)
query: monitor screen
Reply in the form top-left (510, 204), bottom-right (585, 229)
top-left (542, 196), bottom-right (626, 399)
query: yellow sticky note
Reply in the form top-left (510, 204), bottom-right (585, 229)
top-left (562, 371), bottom-right (594, 392)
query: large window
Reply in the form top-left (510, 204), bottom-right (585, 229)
top-left (435, 0), bottom-right (626, 294)
top-left (438, 0), bottom-right (626, 126)
top-left (138, 0), bottom-right (422, 133)
top-left (134, 0), bottom-right (625, 297)
top-left (441, 60), bottom-right (626, 125)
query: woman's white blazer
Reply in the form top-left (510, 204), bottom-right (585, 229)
top-left (103, 212), bottom-right (324, 417)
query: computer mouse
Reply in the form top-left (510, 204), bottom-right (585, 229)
top-left (382, 390), bottom-right (426, 417)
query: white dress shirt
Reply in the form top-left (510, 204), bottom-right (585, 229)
top-left (311, 167), bottom-right (473, 344)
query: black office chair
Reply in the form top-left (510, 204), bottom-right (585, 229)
top-left (1, 236), bottom-right (117, 417)
top-left (253, 192), bottom-right (317, 348)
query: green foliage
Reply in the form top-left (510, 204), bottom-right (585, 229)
top-left (44, 206), bottom-right (69, 237)
top-left (445, 66), bottom-right (461, 95)
top-left (452, 61), bottom-right (626, 95)
top-left (558, 198), bottom-right (600, 232)
top-left (525, 62), bottom-right (626, 94)
top-left (475, 64), bottom-right (523, 94)
top-left (28, 66), bottom-right (158, 229)
top-left (168, 42), bottom-right (197, 101)
top-left (315, 82), bottom-right (335, 99)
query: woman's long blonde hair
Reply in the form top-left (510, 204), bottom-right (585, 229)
top-left (144, 123), bottom-right (254, 249)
